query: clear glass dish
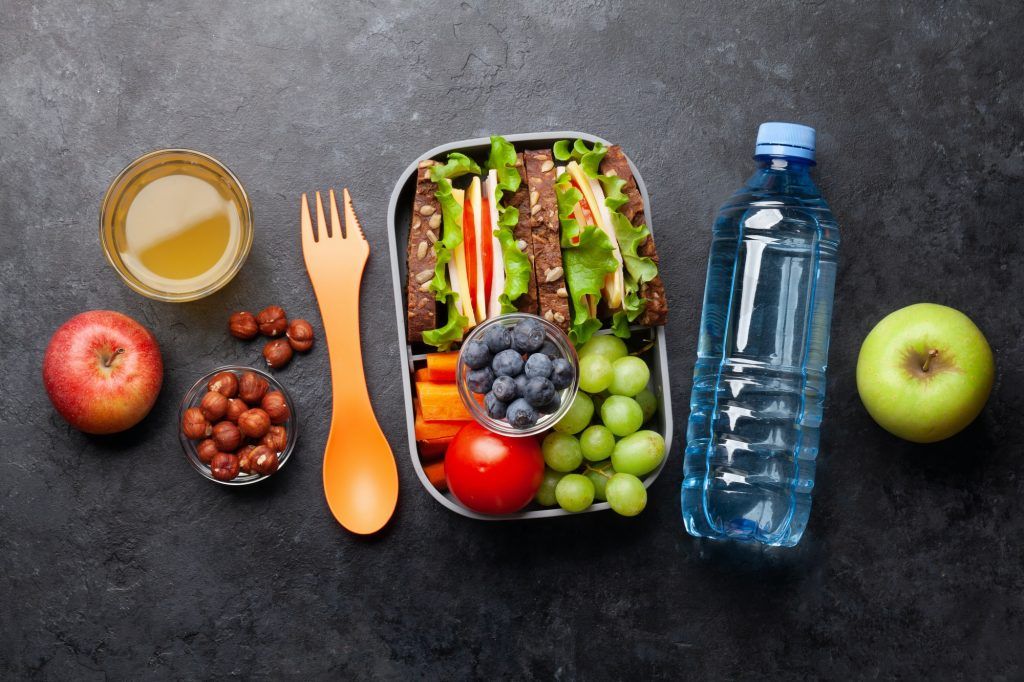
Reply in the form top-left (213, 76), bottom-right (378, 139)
top-left (456, 313), bottom-right (579, 437)
top-left (178, 365), bottom-right (298, 486)
top-left (100, 149), bottom-right (253, 302)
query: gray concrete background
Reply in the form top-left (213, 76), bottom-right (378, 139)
top-left (2, 1), bottom-right (1022, 678)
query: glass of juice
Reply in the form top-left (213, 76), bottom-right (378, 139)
top-left (100, 149), bottom-right (253, 302)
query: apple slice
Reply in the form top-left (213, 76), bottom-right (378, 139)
top-left (485, 171), bottom-right (505, 318)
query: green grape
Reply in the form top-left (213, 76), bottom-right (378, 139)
top-left (553, 391), bottom-right (594, 434)
top-left (605, 473), bottom-right (647, 516)
top-left (579, 355), bottom-right (613, 394)
top-left (579, 425), bottom-right (616, 462)
top-left (578, 334), bottom-right (628, 363)
top-left (600, 395), bottom-right (644, 437)
top-left (542, 432), bottom-right (583, 472)
top-left (611, 430), bottom-right (666, 477)
top-left (535, 468), bottom-right (565, 506)
top-left (555, 473), bottom-right (595, 512)
top-left (608, 356), bottom-right (650, 397)
top-left (584, 461), bottom-right (613, 501)
top-left (634, 387), bottom-right (658, 423)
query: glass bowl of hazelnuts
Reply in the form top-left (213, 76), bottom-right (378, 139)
top-left (179, 366), bottom-right (298, 485)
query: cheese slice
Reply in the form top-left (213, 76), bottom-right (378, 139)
top-left (468, 177), bottom-right (487, 321)
top-left (447, 188), bottom-right (476, 327)
top-left (567, 161), bottom-right (624, 309)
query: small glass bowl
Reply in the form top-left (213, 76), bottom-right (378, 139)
top-left (457, 313), bottom-right (579, 437)
top-left (178, 366), bottom-right (298, 486)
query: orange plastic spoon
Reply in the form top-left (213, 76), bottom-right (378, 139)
top-left (300, 188), bottom-right (398, 534)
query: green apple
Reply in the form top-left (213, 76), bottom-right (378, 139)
top-left (856, 303), bottom-right (994, 443)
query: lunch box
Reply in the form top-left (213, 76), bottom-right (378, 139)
top-left (386, 131), bottom-right (673, 520)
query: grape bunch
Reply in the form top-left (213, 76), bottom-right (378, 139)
top-left (536, 334), bottom-right (665, 516)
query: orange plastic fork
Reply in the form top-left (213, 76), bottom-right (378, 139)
top-left (300, 188), bottom-right (398, 534)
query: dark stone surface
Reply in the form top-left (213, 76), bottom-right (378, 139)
top-left (2, 1), bottom-right (1022, 678)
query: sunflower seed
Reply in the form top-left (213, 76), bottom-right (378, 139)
top-left (415, 269), bottom-right (434, 283)
top-left (419, 204), bottom-right (436, 216)
top-left (544, 267), bottom-right (563, 283)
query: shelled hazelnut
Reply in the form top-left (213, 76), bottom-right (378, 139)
top-left (261, 391), bottom-right (291, 424)
top-left (251, 446), bottom-right (280, 475)
top-left (238, 408), bottom-right (271, 439)
top-left (237, 444), bottom-right (257, 473)
top-left (257, 305), bottom-right (287, 337)
top-left (182, 407), bottom-right (211, 440)
top-left (238, 371), bottom-right (269, 405)
top-left (262, 425), bottom-right (287, 452)
top-left (229, 312), bottom-right (259, 340)
top-left (287, 319), bottom-right (314, 352)
top-left (196, 438), bottom-right (219, 465)
top-left (199, 391), bottom-right (228, 422)
top-left (210, 453), bottom-right (240, 481)
top-left (208, 371), bottom-right (239, 397)
top-left (263, 338), bottom-right (293, 369)
top-left (212, 421), bottom-right (242, 452)
top-left (225, 398), bottom-right (248, 423)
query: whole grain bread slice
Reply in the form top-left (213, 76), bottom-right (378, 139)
top-left (508, 153), bottom-right (539, 314)
top-left (406, 160), bottom-right (442, 342)
top-left (524, 149), bottom-right (570, 332)
top-left (599, 146), bottom-right (668, 326)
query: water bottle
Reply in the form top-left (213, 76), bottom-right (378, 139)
top-left (681, 122), bottom-right (839, 547)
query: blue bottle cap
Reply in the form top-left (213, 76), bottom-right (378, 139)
top-left (755, 122), bottom-right (816, 161)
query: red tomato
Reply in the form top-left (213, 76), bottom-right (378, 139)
top-left (462, 198), bottom-right (477, 306)
top-left (445, 423), bottom-right (544, 514)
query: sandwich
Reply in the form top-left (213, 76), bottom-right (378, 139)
top-left (405, 135), bottom-right (666, 349)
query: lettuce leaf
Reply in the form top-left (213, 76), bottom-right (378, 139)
top-left (563, 226), bottom-right (617, 345)
top-left (429, 153), bottom-right (481, 183)
top-left (486, 136), bottom-right (531, 312)
top-left (555, 173), bottom-right (585, 248)
top-left (422, 297), bottom-right (468, 350)
top-left (552, 138), bottom-right (608, 177)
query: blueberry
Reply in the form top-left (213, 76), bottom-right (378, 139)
top-left (549, 358), bottom-right (574, 390)
top-left (491, 349), bottom-right (524, 377)
top-left (461, 340), bottom-right (492, 370)
top-left (523, 377), bottom-right (555, 408)
top-left (511, 318), bottom-right (545, 353)
top-left (484, 392), bottom-right (507, 419)
top-left (514, 373), bottom-right (529, 398)
top-left (506, 398), bottom-right (539, 429)
top-left (491, 375), bottom-right (518, 402)
top-left (466, 367), bottom-right (495, 394)
top-left (524, 353), bottom-right (552, 379)
top-left (538, 339), bottom-right (560, 359)
top-left (538, 392), bottom-right (562, 415)
top-left (482, 324), bottom-right (512, 354)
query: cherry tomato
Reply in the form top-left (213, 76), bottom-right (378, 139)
top-left (445, 422), bottom-right (544, 514)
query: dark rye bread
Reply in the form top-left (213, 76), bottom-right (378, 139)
top-left (524, 150), bottom-right (570, 332)
top-left (406, 160), bottom-right (442, 343)
top-left (509, 153), bottom-right (538, 314)
top-left (599, 146), bottom-right (668, 326)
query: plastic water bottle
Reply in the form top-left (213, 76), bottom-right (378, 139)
top-left (681, 122), bottom-right (840, 547)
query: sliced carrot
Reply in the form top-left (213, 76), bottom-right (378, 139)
top-left (417, 436), bottom-right (453, 460)
top-left (463, 198), bottom-right (477, 311)
top-left (417, 381), bottom-right (472, 422)
top-left (414, 367), bottom-right (431, 383)
top-left (423, 460), bottom-right (447, 491)
top-left (425, 351), bottom-right (459, 383)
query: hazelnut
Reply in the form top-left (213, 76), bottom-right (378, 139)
top-left (207, 371), bottom-right (239, 397)
top-left (225, 398), bottom-right (248, 423)
top-left (238, 371), bottom-right (269, 405)
top-left (196, 438), bottom-right (219, 465)
top-left (287, 319), bottom-right (314, 352)
top-left (263, 338), bottom-right (293, 369)
top-left (237, 444), bottom-right (258, 473)
top-left (229, 311), bottom-right (259, 340)
top-left (210, 452), bottom-right (240, 481)
top-left (182, 407), bottom-right (211, 440)
top-left (251, 445), bottom-right (280, 475)
top-left (262, 425), bottom-right (287, 452)
top-left (261, 391), bottom-right (291, 424)
top-left (237, 408), bottom-right (271, 439)
top-left (257, 305), bottom-right (288, 337)
top-left (199, 390), bottom-right (228, 422)
top-left (212, 421), bottom-right (242, 452)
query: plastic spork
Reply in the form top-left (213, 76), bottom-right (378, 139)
top-left (300, 188), bottom-right (398, 534)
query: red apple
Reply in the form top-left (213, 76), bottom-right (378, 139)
top-left (43, 310), bottom-right (163, 434)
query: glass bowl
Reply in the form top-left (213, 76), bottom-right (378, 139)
top-left (456, 313), bottom-right (579, 437)
top-left (100, 149), bottom-right (254, 302)
top-left (178, 366), bottom-right (298, 486)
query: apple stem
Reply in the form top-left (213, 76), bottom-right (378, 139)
top-left (104, 348), bottom-right (125, 368)
top-left (921, 349), bottom-right (939, 373)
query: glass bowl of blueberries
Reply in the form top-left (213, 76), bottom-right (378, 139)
top-left (457, 313), bottom-right (579, 437)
